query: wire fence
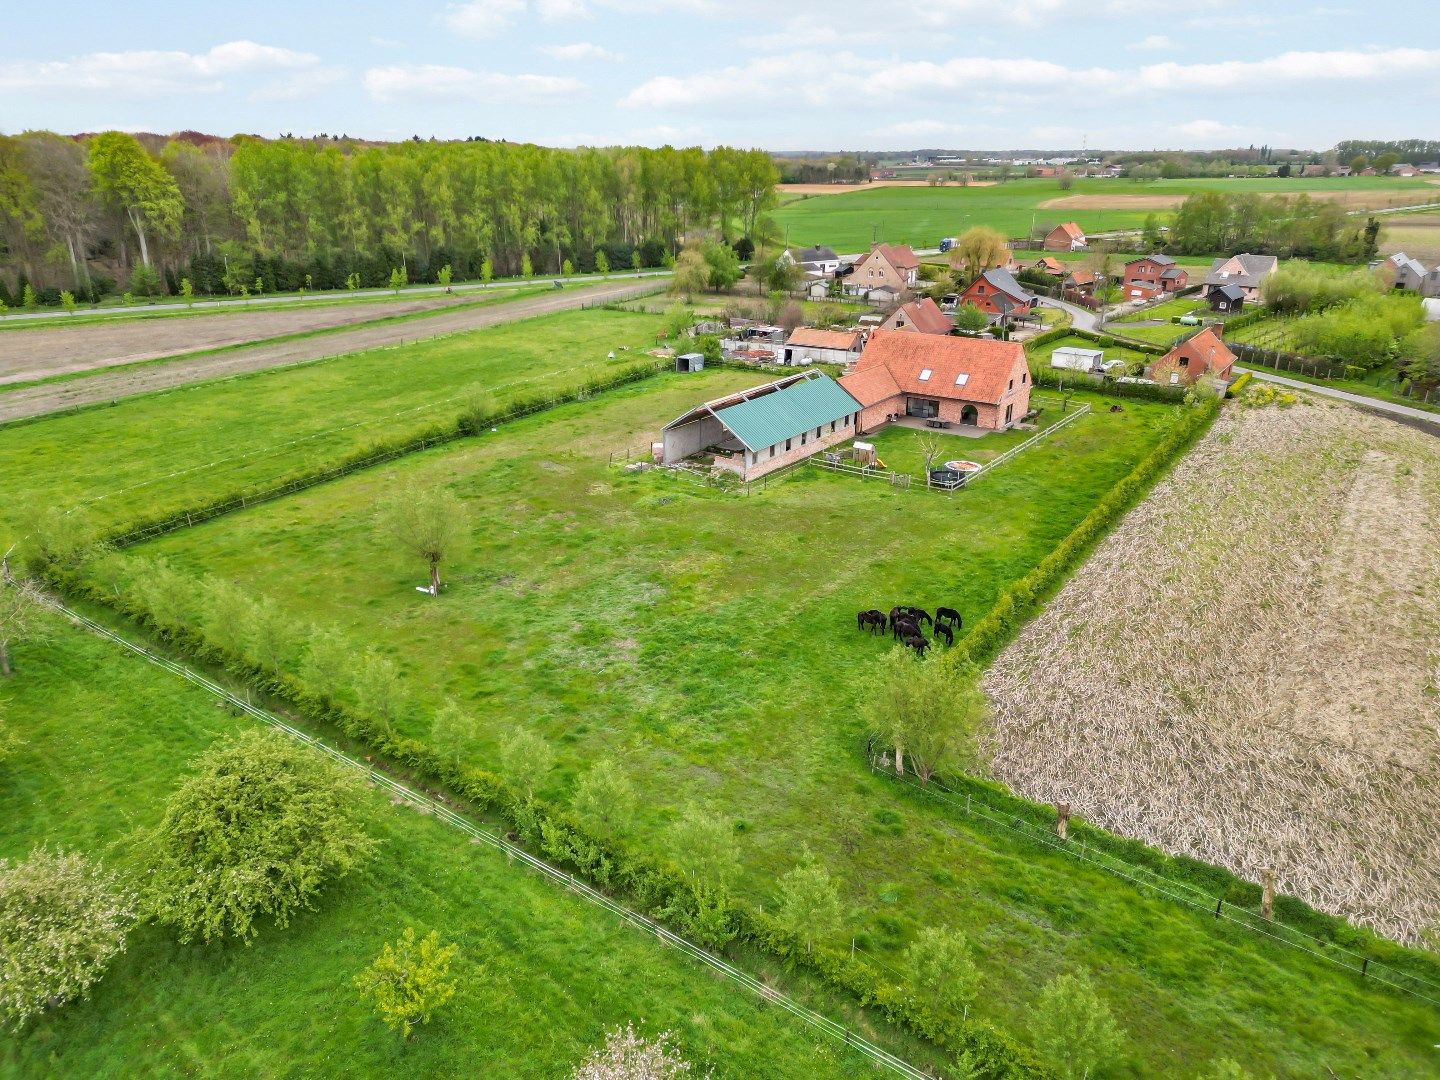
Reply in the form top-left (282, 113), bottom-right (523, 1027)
top-left (865, 748), bottom-right (1440, 1009)
top-left (31, 589), bottom-right (934, 1079)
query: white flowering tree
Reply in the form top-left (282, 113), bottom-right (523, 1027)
top-left (572, 1023), bottom-right (693, 1080)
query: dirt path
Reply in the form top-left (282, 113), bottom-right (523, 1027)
top-left (0, 292), bottom-right (500, 386)
top-left (0, 279), bottom-right (662, 424)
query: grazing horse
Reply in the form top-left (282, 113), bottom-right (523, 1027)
top-left (892, 617), bottom-right (919, 641)
top-left (932, 622), bottom-right (954, 647)
top-left (889, 607), bottom-right (910, 633)
top-left (903, 606), bottom-right (934, 627)
top-left (857, 610), bottom-right (886, 634)
top-left (903, 633), bottom-right (930, 656)
top-left (935, 606), bottom-right (962, 629)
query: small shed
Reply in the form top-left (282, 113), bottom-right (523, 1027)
top-left (1208, 283), bottom-right (1245, 313)
top-left (676, 352), bottom-right (705, 373)
top-left (1050, 346), bottom-right (1103, 373)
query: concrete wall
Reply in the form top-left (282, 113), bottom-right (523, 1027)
top-left (662, 413), bottom-right (726, 464)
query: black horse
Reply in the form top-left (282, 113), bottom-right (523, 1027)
top-left (935, 606), bottom-right (962, 629)
top-left (857, 610), bottom-right (886, 634)
top-left (888, 607), bottom-right (910, 632)
top-left (932, 622), bottom-right (954, 647)
top-left (903, 633), bottom-right (930, 656)
top-left (892, 616), bottom-right (919, 641)
top-left (902, 606), bottom-right (934, 627)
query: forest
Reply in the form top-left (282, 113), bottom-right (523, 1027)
top-left (0, 132), bottom-right (779, 304)
top-left (1160, 191), bottom-right (1380, 262)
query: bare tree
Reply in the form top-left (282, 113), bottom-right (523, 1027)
top-left (915, 432), bottom-right (943, 475)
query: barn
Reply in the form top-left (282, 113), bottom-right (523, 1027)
top-left (659, 371), bottom-right (862, 482)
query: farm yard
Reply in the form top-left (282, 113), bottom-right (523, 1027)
top-left (0, 613), bottom-right (899, 1079)
top-left (772, 175), bottom-right (1440, 252)
top-left (41, 364), bottom-right (1439, 1076)
top-left (983, 398), bottom-right (1440, 944)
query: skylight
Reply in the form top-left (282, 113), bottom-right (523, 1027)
top-left (918, 368), bottom-right (932, 381)
top-left (954, 373), bottom-right (969, 386)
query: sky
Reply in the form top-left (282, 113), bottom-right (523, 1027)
top-left (1, 0), bottom-right (1437, 152)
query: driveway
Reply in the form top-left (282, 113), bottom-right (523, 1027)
top-left (1037, 295), bottom-right (1101, 333)
top-left (0, 278), bottom-right (665, 425)
top-left (1237, 366), bottom-right (1440, 429)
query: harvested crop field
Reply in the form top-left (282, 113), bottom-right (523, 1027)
top-left (983, 399), bottom-right (1440, 943)
top-left (1039, 190), bottom-right (1438, 212)
top-left (1381, 213), bottom-right (1440, 263)
top-left (778, 180), bottom-right (994, 195)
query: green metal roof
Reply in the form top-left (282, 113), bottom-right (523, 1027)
top-left (713, 374), bottom-right (860, 452)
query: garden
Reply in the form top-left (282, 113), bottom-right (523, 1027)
top-left (22, 363), bottom-right (1439, 1076)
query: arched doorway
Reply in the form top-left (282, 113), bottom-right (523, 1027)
top-left (960, 404), bottom-right (978, 426)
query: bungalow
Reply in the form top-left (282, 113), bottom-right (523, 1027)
top-left (839, 330), bottom-right (1032, 432)
top-left (782, 245), bottom-right (841, 277)
top-left (1123, 254), bottom-right (1189, 301)
top-left (782, 327), bottom-right (866, 367)
top-left (1208, 283), bottom-right (1245, 313)
top-left (659, 371), bottom-right (862, 482)
top-left (1043, 222), bottom-right (1088, 251)
top-left (957, 267), bottom-right (1037, 320)
top-left (1033, 256), bottom-right (1066, 276)
top-left (1062, 269), bottom-right (1098, 297)
top-left (845, 243), bottom-right (920, 296)
top-left (1147, 327), bottom-right (1236, 387)
top-left (1202, 253), bottom-right (1278, 304)
top-left (879, 297), bottom-right (954, 336)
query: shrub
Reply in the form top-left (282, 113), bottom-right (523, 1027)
top-left (0, 849), bottom-right (137, 1031)
top-left (1031, 970), bottom-right (1125, 1080)
top-left (572, 1022), bottom-right (693, 1079)
top-left (353, 927), bottom-right (459, 1040)
top-left (149, 729), bottom-right (378, 944)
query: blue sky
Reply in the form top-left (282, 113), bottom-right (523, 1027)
top-left (2, 0), bottom-right (1436, 151)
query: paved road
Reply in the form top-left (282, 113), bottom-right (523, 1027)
top-left (1037, 295), bottom-right (1101, 332)
top-left (1237, 366), bottom-right (1440, 428)
top-left (0, 270), bottom-right (671, 325)
top-left (0, 278), bottom-right (666, 425)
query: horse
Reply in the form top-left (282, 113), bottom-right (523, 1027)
top-left (857, 610), bottom-right (885, 634)
top-left (903, 633), bottom-right (930, 657)
top-left (935, 606), bottom-right (962, 629)
top-left (932, 622), bottom-right (954, 647)
top-left (903, 607), bottom-right (933, 627)
top-left (892, 616), bottom-right (919, 641)
top-left (888, 607), bottom-right (910, 632)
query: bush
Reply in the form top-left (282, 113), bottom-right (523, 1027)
top-left (0, 849), bottom-right (137, 1031)
top-left (353, 927), bottom-right (459, 1040)
top-left (149, 729), bottom-right (379, 944)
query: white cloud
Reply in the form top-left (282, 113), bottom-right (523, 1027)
top-left (250, 67), bottom-right (349, 103)
top-left (537, 0), bottom-right (593, 17)
top-left (542, 42), bottom-right (621, 61)
top-left (1127, 34), bottom-right (1174, 51)
top-left (1174, 118), bottom-right (1247, 140)
top-left (0, 40), bottom-right (320, 97)
top-left (364, 64), bottom-right (583, 104)
top-left (1141, 47), bottom-right (1440, 91)
top-left (443, 0), bottom-right (528, 38)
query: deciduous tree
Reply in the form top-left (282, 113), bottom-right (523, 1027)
top-left (498, 726), bottom-right (554, 794)
top-left (353, 927), bottom-right (459, 1040)
top-left (904, 925), bottom-right (979, 1017)
top-left (1032, 969), bottom-right (1126, 1080)
top-left (572, 1023), bottom-right (693, 1079)
top-left (669, 247), bottom-right (710, 301)
top-left (775, 850), bottom-right (841, 952)
top-left (949, 226), bottom-right (1009, 285)
top-left (377, 483), bottom-right (470, 595)
top-left (0, 582), bottom-right (49, 679)
top-left (867, 649), bottom-right (989, 784)
top-left (86, 131), bottom-right (182, 269)
top-left (572, 759), bottom-right (636, 835)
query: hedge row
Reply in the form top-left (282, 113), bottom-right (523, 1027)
top-left (43, 563), bottom-right (1046, 1079)
top-left (1030, 367), bottom-right (1187, 403)
top-left (1219, 306), bottom-right (1270, 335)
top-left (1225, 371), bottom-right (1254, 398)
top-left (104, 360), bottom-right (671, 548)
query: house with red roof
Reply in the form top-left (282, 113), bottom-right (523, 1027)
top-left (1033, 256), bottom-right (1065, 275)
top-left (844, 243), bottom-right (920, 296)
top-left (1146, 327), bottom-right (1236, 387)
top-left (1122, 254), bottom-right (1189, 301)
top-left (1062, 269), bottom-right (1098, 297)
top-left (878, 298), bottom-right (954, 336)
top-left (1043, 222), bottom-right (1088, 251)
top-left (839, 330), bottom-right (1031, 432)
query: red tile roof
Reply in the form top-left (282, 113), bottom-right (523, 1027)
top-left (1034, 256), bottom-right (1064, 274)
top-left (1065, 270), bottom-right (1097, 286)
top-left (874, 243), bottom-right (918, 270)
top-left (887, 298), bottom-right (954, 335)
top-left (784, 328), bottom-right (864, 351)
top-left (836, 363), bottom-right (901, 407)
top-left (1161, 326), bottom-right (1236, 379)
top-left (1050, 222), bottom-right (1085, 241)
top-left (841, 329), bottom-right (1025, 406)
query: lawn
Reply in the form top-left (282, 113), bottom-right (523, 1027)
top-left (773, 175), bottom-right (1438, 252)
top-left (107, 369), bottom-right (1440, 1076)
top-left (1026, 333), bottom-right (1155, 373)
top-left (0, 307), bottom-right (669, 547)
top-left (1110, 295), bottom-right (1208, 323)
top-left (0, 614), bottom-right (918, 1078)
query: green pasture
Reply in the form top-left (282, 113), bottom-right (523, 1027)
top-left (0, 615), bottom-right (899, 1078)
top-left (115, 370), bottom-right (1440, 1076)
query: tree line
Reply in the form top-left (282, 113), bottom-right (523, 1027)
top-left (0, 132), bottom-right (779, 304)
top-left (1162, 192), bottom-right (1379, 263)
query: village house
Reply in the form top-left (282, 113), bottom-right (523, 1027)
top-left (1042, 222), bottom-right (1088, 251)
top-left (1032, 256), bottom-right (1065, 276)
top-left (781, 245), bottom-right (841, 277)
top-left (1207, 284), bottom-right (1245, 313)
top-left (782, 327), bottom-right (866, 367)
top-left (879, 297), bottom-right (954, 336)
top-left (839, 330), bottom-right (1032, 432)
top-left (1062, 269), bottom-right (1098, 297)
top-left (957, 267), bottom-right (1037, 321)
top-left (1202, 253), bottom-right (1278, 304)
top-left (1390, 163), bottom-right (1421, 177)
top-left (659, 371), bottom-right (861, 482)
top-left (1147, 327), bottom-right (1236, 387)
top-left (1122, 254), bottom-right (1189, 301)
top-left (1376, 252), bottom-right (1428, 292)
top-left (844, 243), bottom-right (920, 296)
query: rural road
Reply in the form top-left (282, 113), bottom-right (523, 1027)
top-left (0, 277), bottom-right (666, 425)
top-left (1038, 295), bottom-right (1101, 332)
top-left (1237, 367), bottom-right (1440, 429)
top-left (0, 269), bottom-right (671, 325)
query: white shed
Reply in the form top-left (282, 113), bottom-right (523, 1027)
top-left (1050, 346), bottom-right (1104, 373)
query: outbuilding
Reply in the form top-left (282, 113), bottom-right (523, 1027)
top-left (1050, 346), bottom-right (1103, 373)
top-left (783, 327), bottom-right (866, 367)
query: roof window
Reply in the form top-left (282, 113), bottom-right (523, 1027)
top-left (918, 368), bottom-right (932, 381)
top-left (954, 373), bottom-right (969, 386)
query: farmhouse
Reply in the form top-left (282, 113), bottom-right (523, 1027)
top-left (839, 329), bottom-right (1031, 433)
top-left (659, 371), bottom-right (862, 481)
top-left (1043, 222), bottom-right (1088, 251)
top-left (957, 267), bottom-right (1036, 320)
top-left (1147, 326), bottom-right (1236, 386)
top-left (1123, 254), bottom-right (1189, 300)
top-left (1202, 253), bottom-right (1277, 304)
top-left (1062, 270), bottom-right (1098, 297)
top-left (845, 243), bottom-right (920, 295)
top-left (879, 298), bottom-right (954, 335)
top-left (782, 327), bottom-right (866, 367)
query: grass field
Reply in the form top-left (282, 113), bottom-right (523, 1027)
top-left (1379, 212), bottom-right (1440, 263)
top-left (0, 615), bottom-right (906, 1078)
top-left (774, 176), bottom-right (1438, 252)
top-left (1027, 333), bottom-right (1156, 373)
top-left (99, 370), bottom-right (1440, 1076)
top-left (0, 308), bottom-right (667, 547)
